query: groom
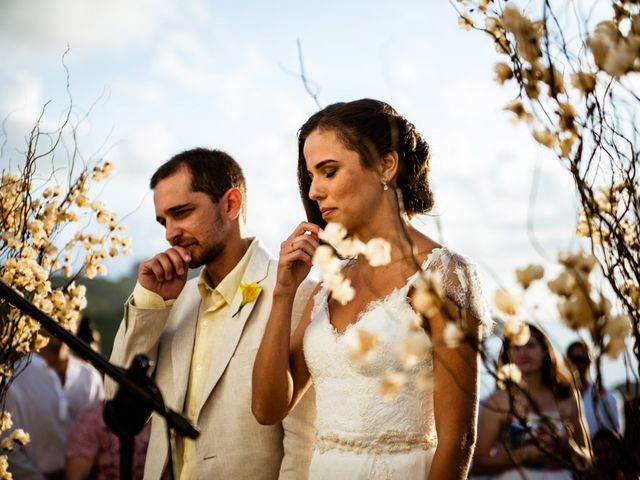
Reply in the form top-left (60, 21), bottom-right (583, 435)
top-left (106, 148), bottom-right (315, 479)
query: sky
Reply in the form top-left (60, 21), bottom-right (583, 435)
top-left (0, 0), bottom-right (635, 389)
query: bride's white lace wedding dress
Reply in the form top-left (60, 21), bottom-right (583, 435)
top-left (303, 247), bottom-right (490, 480)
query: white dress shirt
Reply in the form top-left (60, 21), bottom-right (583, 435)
top-left (4, 353), bottom-right (104, 479)
top-left (583, 383), bottom-right (622, 436)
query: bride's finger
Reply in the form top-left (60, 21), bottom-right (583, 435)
top-left (288, 248), bottom-right (312, 266)
top-left (296, 243), bottom-right (319, 261)
top-left (290, 235), bottom-right (320, 254)
top-left (287, 222), bottom-right (321, 242)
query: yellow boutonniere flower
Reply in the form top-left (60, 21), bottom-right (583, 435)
top-left (232, 282), bottom-right (263, 317)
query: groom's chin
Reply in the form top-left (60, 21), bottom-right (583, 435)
top-left (188, 257), bottom-right (203, 270)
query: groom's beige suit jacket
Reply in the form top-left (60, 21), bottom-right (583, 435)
top-left (106, 242), bottom-right (316, 479)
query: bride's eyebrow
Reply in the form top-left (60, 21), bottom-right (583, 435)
top-left (308, 159), bottom-right (338, 174)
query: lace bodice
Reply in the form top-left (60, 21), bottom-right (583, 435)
top-left (303, 247), bottom-right (491, 452)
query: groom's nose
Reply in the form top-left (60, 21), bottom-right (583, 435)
top-left (165, 220), bottom-right (183, 245)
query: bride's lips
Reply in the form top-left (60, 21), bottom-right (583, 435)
top-left (320, 208), bottom-right (335, 219)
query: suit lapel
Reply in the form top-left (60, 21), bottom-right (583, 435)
top-left (169, 283), bottom-right (200, 410)
top-left (196, 243), bottom-right (271, 416)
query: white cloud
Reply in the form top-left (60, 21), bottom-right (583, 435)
top-left (111, 124), bottom-right (178, 177)
top-left (0, 0), bottom-right (212, 60)
top-left (0, 71), bottom-right (43, 124)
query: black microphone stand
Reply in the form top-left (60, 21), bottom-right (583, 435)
top-left (0, 280), bottom-right (199, 480)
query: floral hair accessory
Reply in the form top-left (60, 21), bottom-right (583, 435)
top-left (233, 282), bottom-right (262, 318)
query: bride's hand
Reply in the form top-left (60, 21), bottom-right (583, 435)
top-left (276, 222), bottom-right (320, 296)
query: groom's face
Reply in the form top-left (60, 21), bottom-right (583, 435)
top-left (154, 166), bottom-right (230, 268)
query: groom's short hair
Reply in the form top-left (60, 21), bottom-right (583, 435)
top-left (150, 147), bottom-right (247, 220)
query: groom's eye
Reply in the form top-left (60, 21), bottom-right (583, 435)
top-left (174, 208), bottom-right (191, 218)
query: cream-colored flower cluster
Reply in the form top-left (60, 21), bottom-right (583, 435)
top-left (576, 182), bottom-right (640, 254)
top-left (495, 254), bottom-right (632, 359)
top-left (348, 314), bottom-right (436, 402)
top-left (0, 454), bottom-right (10, 480)
top-left (496, 362), bottom-right (522, 390)
top-left (548, 251), bottom-right (632, 359)
top-left (0, 408), bottom-right (28, 478)
top-left (0, 160), bottom-right (130, 378)
top-left (458, 0), bottom-right (638, 382)
top-left (312, 222), bottom-right (392, 305)
top-left (314, 223), bottom-right (439, 399)
top-left (0, 429), bottom-right (30, 452)
top-left (458, 1), bottom-right (639, 160)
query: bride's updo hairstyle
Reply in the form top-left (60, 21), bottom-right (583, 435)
top-left (297, 98), bottom-right (434, 227)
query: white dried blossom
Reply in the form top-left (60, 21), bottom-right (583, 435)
top-left (443, 322), bottom-right (465, 348)
top-left (0, 455), bottom-right (10, 479)
top-left (344, 328), bottom-right (381, 362)
top-left (504, 99), bottom-right (534, 123)
top-left (533, 129), bottom-right (557, 148)
top-left (515, 264), bottom-right (544, 289)
top-left (334, 237), bottom-right (365, 258)
top-left (0, 438), bottom-right (13, 453)
top-left (0, 412), bottom-right (11, 433)
top-left (319, 222), bottom-right (347, 246)
top-left (570, 72), bottom-right (597, 95)
top-left (588, 20), bottom-right (638, 77)
top-left (558, 291), bottom-right (595, 330)
top-left (603, 314), bottom-right (631, 359)
top-left (8, 429), bottom-right (29, 446)
top-left (414, 369), bottom-right (434, 393)
top-left (494, 288), bottom-right (521, 316)
top-left (411, 271), bottom-right (444, 318)
top-left (395, 331), bottom-right (431, 370)
top-left (325, 274), bottom-right (355, 306)
top-left (380, 372), bottom-right (406, 401)
top-left (547, 271), bottom-right (577, 297)
top-left (363, 238), bottom-right (391, 267)
top-left (503, 319), bottom-right (530, 347)
top-left (312, 245), bottom-right (337, 269)
top-left (496, 363), bottom-right (522, 389)
top-left (495, 62), bottom-right (513, 84)
top-left (458, 13), bottom-right (474, 30)
top-left (558, 251), bottom-right (598, 274)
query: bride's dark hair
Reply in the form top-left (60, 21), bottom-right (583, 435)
top-left (297, 98), bottom-right (434, 227)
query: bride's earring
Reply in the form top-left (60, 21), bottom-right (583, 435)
top-left (381, 178), bottom-right (389, 191)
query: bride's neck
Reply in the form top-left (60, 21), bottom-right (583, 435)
top-left (354, 219), bottom-right (417, 263)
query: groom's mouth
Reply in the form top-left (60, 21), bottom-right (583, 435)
top-left (174, 240), bottom-right (198, 254)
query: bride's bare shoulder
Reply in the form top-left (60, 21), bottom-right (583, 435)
top-left (409, 229), bottom-right (441, 264)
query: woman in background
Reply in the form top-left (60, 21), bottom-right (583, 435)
top-left (472, 323), bottom-right (591, 479)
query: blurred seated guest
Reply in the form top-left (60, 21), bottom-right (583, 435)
top-left (3, 331), bottom-right (104, 479)
top-left (65, 400), bottom-right (151, 480)
top-left (472, 323), bottom-right (591, 479)
top-left (566, 340), bottom-right (622, 436)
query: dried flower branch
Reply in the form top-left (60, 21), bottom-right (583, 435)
top-left (456, 0), bottom-right (639, 475)
top-left (0, 69), bottom-right (130, 473)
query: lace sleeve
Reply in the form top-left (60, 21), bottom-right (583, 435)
top-left (428, 248), bottom-right (494, 336)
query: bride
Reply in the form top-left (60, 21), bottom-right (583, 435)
top-left (252, 99), bottom-right (491, 479)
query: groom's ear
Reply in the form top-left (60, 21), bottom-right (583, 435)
top-left (222, 187), bottom-right (243, 221)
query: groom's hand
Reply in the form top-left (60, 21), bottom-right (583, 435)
top-left (138, 246), bottom-right (191, 301)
